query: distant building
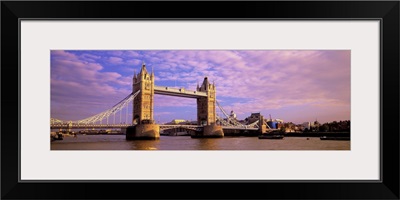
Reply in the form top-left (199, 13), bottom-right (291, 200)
top-left (167, 119), bottom-right (187, 125)
top-left (301, 121), bottom-right (319, 131)
top-left (230, 110), bottom-right (237, 119)
top-left (265, 115), bottom-right (284, 129)
top-left (302, 122), bottom-right (311, 130)
top-left (247, 112), bottom-right (262, 124)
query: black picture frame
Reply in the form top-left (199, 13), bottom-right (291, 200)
top-left (2, 1), bottom-right (399, 199)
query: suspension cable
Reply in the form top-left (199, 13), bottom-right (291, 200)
top-left (74, 90), bottom-right (140, 124)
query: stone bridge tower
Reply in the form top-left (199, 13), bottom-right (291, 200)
top-left (127, 62), bottom-right (159, 140)
top-left (132, 62), bottom-right (155, 124)
top-left (193, 77), bottom-right (223, 138)
top-left (197, 77), bottom-right (216, 126)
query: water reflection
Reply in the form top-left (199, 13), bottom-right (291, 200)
top-left (129, 140), bottom-right (160, 150)
top-left (194, 138), bottom-right (220, 150)
top-left (51, 135), bottom-right (350, 150)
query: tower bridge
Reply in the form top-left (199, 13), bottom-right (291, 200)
top-left (129, 62), bottom-right (221, 139)
top-left (51, 62), bottom-right (267, 140)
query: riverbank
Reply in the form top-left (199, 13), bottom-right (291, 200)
top-left (285, 132), bottom-right (350, 137)
top-left (222, 130), bottom-right (350, 137)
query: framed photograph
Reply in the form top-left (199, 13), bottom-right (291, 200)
top-left (2, 1), bottom-right (399, 199)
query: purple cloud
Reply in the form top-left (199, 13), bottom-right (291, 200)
top-left (51, 50), bottom-right (350, 124)
top-left (108, 56), bottom-right (124, 64)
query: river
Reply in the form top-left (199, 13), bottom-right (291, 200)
top-left (51, 135), bottom-right (350, 150)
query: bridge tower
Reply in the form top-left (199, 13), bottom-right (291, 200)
top-left (197, 77), bottom-right (216, 126)
top-left (132, 62), bottom-right (154, 124)
top-left (127, 62), bottom-right (159, 140)
top-left (193, 77), bottom-right (224, 138)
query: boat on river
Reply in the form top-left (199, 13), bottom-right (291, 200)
top-left (50, 132), bottom-right (64, 141)
top-left (320, 136), bottom-right (350, 140)
top-left (258, 134), bottom-right (284, 139)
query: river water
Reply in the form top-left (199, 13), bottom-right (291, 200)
top-left (51, 135), bottom-right (350, 150)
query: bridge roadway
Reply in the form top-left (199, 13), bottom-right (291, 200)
top-left (50, 124), bottom-right (258, 131)
top-left (153, 85), bottom-right (207, 98)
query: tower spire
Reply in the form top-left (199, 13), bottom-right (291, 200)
top-left (140, 61), bottom-right (148, 74)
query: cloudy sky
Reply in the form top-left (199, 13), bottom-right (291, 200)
top-left (51, 50), bottom-right (350, 124)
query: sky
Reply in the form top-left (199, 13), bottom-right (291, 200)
top-left (51, 50), bottom-right (350, 124)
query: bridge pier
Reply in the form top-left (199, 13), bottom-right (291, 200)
top-left (191, 123), bottom-right (224, 138)
top-left (126, 123), bottom-right (160, 140)
top-left (258, 115), bottom-right (267, 134)
top-left (259, 125), bottom-right (267, 134)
